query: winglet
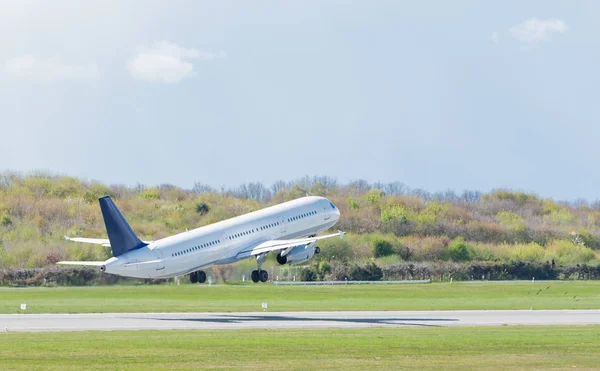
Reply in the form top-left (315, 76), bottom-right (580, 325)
top-left (338, 230), bottom-right (345, 239)
top-left (64, 236), bottom-right (71, 243)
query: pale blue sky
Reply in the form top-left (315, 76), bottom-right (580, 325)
top-left (1, 1), bottom-right (598, 200)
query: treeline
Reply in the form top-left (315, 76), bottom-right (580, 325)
top-left (3, 262), bottom-right (600, 286)
top-left (0, 171), bottom-right (599, 271)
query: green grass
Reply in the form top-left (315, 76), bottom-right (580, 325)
top-left (1, 281), bottom-right (598, 313)
top-left (1, 326), bottom-right (599, 370)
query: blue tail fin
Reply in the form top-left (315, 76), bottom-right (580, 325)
top-left (99, 196), bottom-right (147, 257)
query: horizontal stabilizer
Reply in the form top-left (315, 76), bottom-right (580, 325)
top-left (122, 260), bottom-right (162, 268)
top-left (57, 261), bottom-right (105, 266)
top-left (65, 236), bottom-right (111, 246)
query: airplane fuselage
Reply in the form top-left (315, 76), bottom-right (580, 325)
top-left (101, 196), bottom-right (340, 278)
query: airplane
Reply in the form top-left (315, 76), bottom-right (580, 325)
top-left (58, 195), bottom-right (343, 283)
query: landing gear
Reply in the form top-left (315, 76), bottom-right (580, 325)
top-left (189, 270), bottom-right (207, 284)
top-left (315, 246), bottom-right (321, 254)
top-left (251, 269), bottom-right (268, 283)
top-left (259, 270), bottom-right (269, 282)
top-left (251, 253), bottom-right (269, 283)
top-left (189, 271), bottom-right (198, 284)
top-left (276, 252), bottom-right (287, 265)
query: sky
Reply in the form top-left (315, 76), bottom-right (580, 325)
top-left (0, 1), bottom-right (599, 200)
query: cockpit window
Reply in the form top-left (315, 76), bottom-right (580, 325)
top-left (330, 202), bottom-right (336, 209)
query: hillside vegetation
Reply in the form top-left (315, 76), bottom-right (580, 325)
top-left (0, 172), bottom-right (599, 274)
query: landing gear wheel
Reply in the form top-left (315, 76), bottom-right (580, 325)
top-left (259, 270), bottom-right (269, 283)
top-left (315, 246), bottom-right (321, 254)
top-left (276, 253), bottom-right (287, 265)
top-left (251, 270), bottom-right (259, 283)
top-left (189, 271), bottom-right (198, 284)
top-left (197, 270), bottom-right (207, 284)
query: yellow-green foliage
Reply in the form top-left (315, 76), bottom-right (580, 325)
top-left (380, 204), bottom-right (416, 223)
top-left (499, 242), bottom-right (546, 263)
top-left (545, 208), bottom-right (575, 224)
top-left (1, 172), bottom-right (599, 269)
top-left (485, 190), bottom-right (539, 206)
top-left (545, 240), bottom-right (597, 265)
top-left (495, 211), bottom-right (525, 229)
top-left (542, 199), bottom-right (559, 214)
top-left (468, 243), bottom-right (497, 261)
top-left (347, 198), bottom-right (360, 209)
top-left (417, 202), bottom-right (449, 224)
top-left (366, 189), bottom-right (384, 205)
top-left (140, 187), bottom-right (161, 200)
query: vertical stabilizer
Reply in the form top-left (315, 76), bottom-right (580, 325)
top-left (99, 196), bottom-right (147, 257)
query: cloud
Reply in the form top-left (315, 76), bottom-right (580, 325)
top-left (491, 32), bottom-right (499, 44)
top-left (127, 41), bottom-right (225, 83)
top-left (509, 18), bottom-right (567, 45)
top-left (4, 55), bottom-right (99, 81)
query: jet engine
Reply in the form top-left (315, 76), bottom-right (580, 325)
top-left (276, 243), bottom-right (320, 265)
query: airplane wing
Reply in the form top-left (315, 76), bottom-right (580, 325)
top-left (236, 231), bottom-right (345, 259)
top-left (64, 236), bottom-right (153, 247)
top-left (56, 261), bottom-right (105, 266)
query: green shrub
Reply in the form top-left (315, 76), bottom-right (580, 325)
top-left (348, 263), bottom-right (383, 281)
top-left (195, 202), bottom-right (210, 215)
top-left (373, 239), bottom-right (394, 258)
top-left (0, 215), bottom-right (12, 226)
top-left (496, 211), bottom-right (525, 229)
top-left (446, 237), bottom-right (472, 262)
top-left (140, 187), bottom-right (160, 200)
top-left (545, 240), bottom-right (597, 265)
top-left (317, 238), bottom-right (354, 262)
top-left (505, 242), bottom-right (545, 263)
top-left (300, 267), bottom-right (317, 281)
top-left (380, 204), bottom-right (415, 223)
top-left (347, 198), bottom-right (360, 209)
top-left (366, 190), bottom-right (384, 205)
top-left (545, 208), bottom-right (575, 224)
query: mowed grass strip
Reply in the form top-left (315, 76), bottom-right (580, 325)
top-left (1, 326), bottom-right (599, 370)
top-left (1, 281), bottom-right (598, 314)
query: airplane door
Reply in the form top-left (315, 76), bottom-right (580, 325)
top-left (323, 204), bottom-right (331, 221)
top-left (154, 249), bottom-right (165, 270)
top-left (280, 217), bottom-right (286, 234)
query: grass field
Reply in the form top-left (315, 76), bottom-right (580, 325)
top-left (1, 281), bottom-right (598, 313)
top-left (1, 326), bottom-right (599, 370)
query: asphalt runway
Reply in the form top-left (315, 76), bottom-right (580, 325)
top-left (2, 310), bottom-right (600, 332)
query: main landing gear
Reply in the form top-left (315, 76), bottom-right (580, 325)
top-left (251, 253), bottom-right (269, 283)
top-left (189, 270), bottom-right (207, 284)
top-left (251, 269), bottom-right (269, 283)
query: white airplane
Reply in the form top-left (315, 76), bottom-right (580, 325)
top-left (58, 196), bottom-right (342, 283)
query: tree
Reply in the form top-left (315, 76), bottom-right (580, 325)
top-left (373, 240), bottom-right (394, 258)
top-left (195, 202), bottom-right (210, 216)
top-left (446, 237), bottom-right (471, 262)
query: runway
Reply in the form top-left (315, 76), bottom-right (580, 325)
top-left (2, 310), bottom-right (600, 332)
